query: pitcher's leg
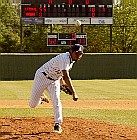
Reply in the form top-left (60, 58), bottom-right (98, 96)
top-left (29, 72), bottom-right (46, 108)
top-left (47, 80), bottom-right (62, 123)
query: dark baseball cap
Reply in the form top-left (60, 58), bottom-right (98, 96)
top-left (72, 44), bottom-right (84, 53)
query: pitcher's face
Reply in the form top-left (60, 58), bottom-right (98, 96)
top-left (72, 51), bottom-right (83, 61)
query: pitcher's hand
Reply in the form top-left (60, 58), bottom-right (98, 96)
top-left (73, 94), bottom-right (78, 101)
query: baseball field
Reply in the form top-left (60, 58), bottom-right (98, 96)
top-left (0, 79), bottom-right (137, 140)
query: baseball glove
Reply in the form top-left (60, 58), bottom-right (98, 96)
top-left (60, 85), bottom-right (72, 95)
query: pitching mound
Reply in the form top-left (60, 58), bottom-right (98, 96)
top-left (0, 117), bottom-right (137, 140)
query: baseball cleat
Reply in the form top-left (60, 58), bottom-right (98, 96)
top-left (41, 94), bottom-right (49, 104)
top-left (54, 123), bottom-right (62, 134)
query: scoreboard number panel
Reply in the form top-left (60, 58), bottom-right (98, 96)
top-left (47, 33), bottom-right (87, 46)
top-left (21, 0), bottom-right (113, 24)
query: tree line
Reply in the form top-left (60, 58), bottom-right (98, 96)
top-left (0, 0), bottom-right (137, 53)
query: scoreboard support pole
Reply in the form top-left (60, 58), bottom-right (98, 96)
top-left (50, 24), bottom-right (53, 52)
top-left (20, 2), bottom-right (23, 53)
top-left (20, 21), bottom-right (23, 52)
top-left (110, 24), bottom-right (113, 52)
top-left (81, 25), bottom-right (84, 33)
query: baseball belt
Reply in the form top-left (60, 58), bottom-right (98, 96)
top-left (42, 72), bottom-right (54, 81)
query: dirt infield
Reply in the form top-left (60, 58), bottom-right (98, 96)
top-left (0, 100), bottom-right (137, 140)
top-left (0, 99), bottom-right (137, 109)
top-left (1, 117), bottom-right (137, 140)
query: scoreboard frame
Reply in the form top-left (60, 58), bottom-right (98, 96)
top-left (47, 33), bottom-right (87, 46)
top-left (21, 0), bottom-right (113, 24)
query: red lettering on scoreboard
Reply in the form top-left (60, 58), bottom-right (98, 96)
top-left (48, 39), bottom-right (57, 45)
top-left (39, 7), bottom-right (42, 12)
top-left (48, 0), bottom-right (53, 4)
top-left (39, 13), bottom-right (42, 17)
top-left (85, 0), bottom-right (90, 4)
top-left (68, 0), bottom-right (72, 4)
top-left (91, 7), bottom-right (96, 13)
top-left (24, 7), bottom-right (37, 12)
top-left (102, 8), bottom-right (106, 12)
top-left (25, 13), bottom-right (36, 16)
top-left (92, 13), bottom-right (96, 17)
top-left (43, 7), bottom-right (47, 12)
top-left (78, 39), bottom-right (86, 45)
top-left (72, 34), bottom-right (76, 39)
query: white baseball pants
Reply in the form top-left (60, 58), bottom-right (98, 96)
top-left (29, 70), bottom-right (62, 124)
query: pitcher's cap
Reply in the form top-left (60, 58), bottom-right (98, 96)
top-left (72, 44), bottom-right (84, 53)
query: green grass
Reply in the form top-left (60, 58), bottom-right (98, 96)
top-left (0, 80), bottom-right (32, 100)
top-left (73, 79), bottom-right (137, 100)
top-left (0, 80), bottom-right (137, 127)
top-left (0, 79), bottom-right (137, 100)
top-left (0, 108), bottom-right (137, 127)
top-left (64, 109), bottom-right (137, 127)
top-left (0, 108), bottom-right (53, 117)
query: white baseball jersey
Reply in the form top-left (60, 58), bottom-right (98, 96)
top-left (29, 52), bottom-right (75, 124)
top-left (37, 52), bottom-right (75, 80)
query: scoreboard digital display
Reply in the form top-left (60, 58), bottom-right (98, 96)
top-left (47, 33), bottom-right (87, 46)
top-left (21, 0), bottom-right (113, 24)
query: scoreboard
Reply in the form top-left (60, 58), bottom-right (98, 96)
top-left (21, 0), bottom-right (113, 24)
top-left (47, 33), bottom-right (87, 46)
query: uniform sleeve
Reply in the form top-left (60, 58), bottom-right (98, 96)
top-left (59, 55), bottom-right (70, 71)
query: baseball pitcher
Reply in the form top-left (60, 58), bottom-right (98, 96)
top-left (29, 44), bottom-right (84, 133)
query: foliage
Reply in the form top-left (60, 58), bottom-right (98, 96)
top-left (84, 25), bottom-right (111, 53)
top-left (112, 0), bottom-right (137, 52)
top-left (0, 0), bottom-right (20, 52)
top-left (23, 24), bottom-right (66, 52)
